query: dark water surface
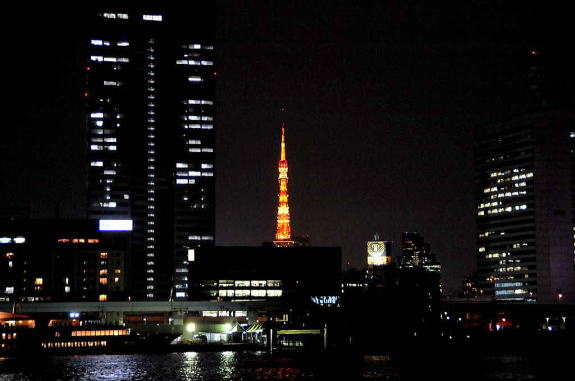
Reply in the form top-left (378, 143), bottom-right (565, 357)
top-left (0, 350), bottom-right (571, 380)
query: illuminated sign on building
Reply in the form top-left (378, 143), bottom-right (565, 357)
top-left (311, 296), bottom-right (339, 305)
top-left (99, 219), bottom-right (133, 231)
top-left (367, 240), bottom-right (391, 266)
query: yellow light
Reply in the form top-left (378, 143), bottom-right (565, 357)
top-left (186, 323), bottom-right (196, 333)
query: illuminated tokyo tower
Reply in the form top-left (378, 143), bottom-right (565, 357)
top-left (274, 123), bottom-right (294, 247)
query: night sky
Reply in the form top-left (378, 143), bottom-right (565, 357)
top-left (2, 1), bottom-right (572, 294)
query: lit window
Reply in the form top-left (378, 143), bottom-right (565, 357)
top-left (188, 76), bottom-right (202, 82)
top-left (35, 278), bottom-right (43, 285)
top-left (143, 14), bottom-right (163, 22)
top-left (99, 294), bottom-right (107, 302)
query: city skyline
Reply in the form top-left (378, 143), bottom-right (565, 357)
top-left (2, 2), bottom-right (575, 294)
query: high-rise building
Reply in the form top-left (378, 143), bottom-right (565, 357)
top-left (84, 7), bottom-right (215, 301)
top-left (398, 232), bottom-right (440, 273)
top-left (475, 111), bottom-right (575, 303)
top-left (474, 48), bottom-right (575, 303)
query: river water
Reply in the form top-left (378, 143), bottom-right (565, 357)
top-left (0, 350), bottom-right (569, 380)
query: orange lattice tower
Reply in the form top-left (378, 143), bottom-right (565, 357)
top-left (273, 123), bottom-right (294, 247)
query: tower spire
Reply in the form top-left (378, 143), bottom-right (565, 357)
top-left (274, 121), bottom-right (294, 247)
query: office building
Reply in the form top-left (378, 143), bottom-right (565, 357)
top-left (398, 232), bottom-right (440, 273)
top-left (188, 246), bottom-right (342, 303)
top-left (0, 219), bottom-right (129, 302)
top-left (475, 110), bottom-right (575, 303)
top-left (475, 47), bottom-right (575, 303)
top-left (84, 7), bottom-right (215, 300)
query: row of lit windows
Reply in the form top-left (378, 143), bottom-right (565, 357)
top-left (489, 168), bottom-right (527, 178)
top-left (201, 311), bottom-right (247, 317)
top-left (57, 238), bottom-right (99, 244)
top-left (495, 282), bottom-right (523, 288)
top-left (483, 182), bottom-right (528, 194)
top-left (477, 204), bottom-right (528, 216)
top-left (217, 280), bottom-right (282, 288)
top-left (183, 115), bottom-right (213, 121)
top-left (71, 329), bottom-right (129, 337)
top-left (188, 235), bottom-right (214, 241)
top-left (1, 332), bottom-right (17, 340)
top-left (184, 44), bottom-right (214, 50)
top-left (91, 137), bottom-right (118, 143)
top-left (186, 99), bottom-right (213, 105)
top-left (485, 252), bottom-right (510, 259)
top-left (100, 13), bottom-right (128, 19)
top-left (489, 190), bottom-right (527, 200)
top-left (188, 147), bottom-right (214, 153)
top-left (91, 145), bottom-right (117, 151)
top-left (0, 237), bottom-right (25, 244)
top-left (91, 40), bottom-right (129, 47)
top-left (495, 289), bottom-right (527, 295)
top-left (41, 341), bottom-right (107, 348)
top-left (496, 266), bottom-right (528, 273)
top-left (176, 60), bottom-right (213, 66)
top-left (183, 124), bottom-right (213, 130)
top-left (218, 290), bottom-right (283, 297)
top-left (176, 171), bottom-right (213, 177)
top-left (90, 56), bottom-right (129, 63)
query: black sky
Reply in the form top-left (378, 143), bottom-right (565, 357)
top-left (2, 1), bottom-right (572, 294)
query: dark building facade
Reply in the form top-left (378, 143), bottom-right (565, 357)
top-left (474, 46), bottom-right (575, 303)
top-left (84, 7), bottom-right (215, 301)
top-left (0, 219), bottom-right (129, 303)
top-left (475, 110), bottom-right (575, 303)
top-left (188, 246), bottom-right (342, 304)
top-left (398, 232), bottom-right (440, 273)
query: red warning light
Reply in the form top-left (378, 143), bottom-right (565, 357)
top-left (86, 66), bottom-right (91, 71)
top-left (530, 50), bottom-right (538, 55)
top-left (213, 72), bottom-right (218, 76)
top-left (84, 92), bottom-right (89, 97)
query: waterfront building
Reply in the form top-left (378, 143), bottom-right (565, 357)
top-left (188, 246), bottom-right (341, 303)
top-left (84, 7), bottom-right (215, 300)
top-left (0, 219), bottom-right (129, 302)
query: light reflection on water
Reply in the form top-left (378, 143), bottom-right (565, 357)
top-left (0, 350), bottom-right (559, 380)
top-left (0, 351), bottom-right (334, 381)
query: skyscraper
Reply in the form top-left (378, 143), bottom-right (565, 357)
top-left (84, 7), bottom-right (215, 300)
top-left (475, 111), bottom-right (575, 303)
top-left (474, 49), bottom-right (575, 303)
top-left (398, 232), bottom-right (440, 273)
top-left (274, 124), bottom-right (294, 247)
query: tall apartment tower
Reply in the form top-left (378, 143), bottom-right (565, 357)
top-left (474, 49), bottom-right (575, 303)
top-left (84, 7), bottom-right (215, 301)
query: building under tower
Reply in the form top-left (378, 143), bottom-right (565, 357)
top-left (84, 6), bottom-right (215, 301)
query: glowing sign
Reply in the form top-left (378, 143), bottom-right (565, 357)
top-left (367, 240), bottom-right (391, 266)
top-left (311, 296), bottom-right (339, 305)
top-left (99, 219), bottom-right (133, 231)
